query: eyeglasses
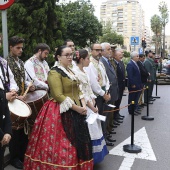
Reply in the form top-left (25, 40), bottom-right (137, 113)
top-left (92, 49), bottom-right (102, 52)
top-left (61, 54), bottom-right (73, 58)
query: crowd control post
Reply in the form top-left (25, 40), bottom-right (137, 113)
top-left (123, 101), bottom-right (142, 153)
top-left (152, 77), bottom-right (160, 99)
top-left (141, 86), bottom-right (154, 121)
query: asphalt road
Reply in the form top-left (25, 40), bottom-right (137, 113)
top-left (5, 85), bottom-right (170, 170)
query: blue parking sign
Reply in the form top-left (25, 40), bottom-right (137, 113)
top-left (130, 36), bottom-right (139, 45)
top-left (138, 48), bottom-right (143, 54)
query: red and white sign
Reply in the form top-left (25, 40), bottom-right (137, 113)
top-left (0, 0), bottom-right (14, 10)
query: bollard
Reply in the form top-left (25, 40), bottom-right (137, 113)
top-left (141, 86), bottom-right (154, 121)
top-left (152, 76), bottom-right (160, 99)
top-left (123, 101), bottom-right (142, 153)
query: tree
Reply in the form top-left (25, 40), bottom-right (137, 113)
top-left (159, 1), bottom-right (169, 58)
top-left (0, 0), bottom-right (65, 61)
top-left (99, 32), bottom-right (124, 45)
top-left (62, 0), bottom-right (102, 47)
top-left (150, 14), bottom-right (162, 55)
top-left (99, 20), bottom-right (124, 45)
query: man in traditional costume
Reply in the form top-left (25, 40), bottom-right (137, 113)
top-left (7, 36), bottom-right (35, 169)
top-left (24, 43), bottom-right (50, 90)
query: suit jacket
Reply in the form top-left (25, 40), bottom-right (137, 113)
top-left (100, 57), bottom-right (119, 102)
top-left (143, 58), bottom-right (155, 81)
top-left (113, 60), bottom-right (125, 83)
top-left (119, 60), bottom-right (126, 79)
top-left (126, 60), bottom-right (142, 90)
top-left (137, 61), bottom-right (149, 83)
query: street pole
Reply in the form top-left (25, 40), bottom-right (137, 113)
top-left (1, 10), bottom-right (9, 58)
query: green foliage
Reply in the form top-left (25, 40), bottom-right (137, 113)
top-left (123, 51), bottom-right (130, 58)
top-left (62, 0), bottom-right (102, 47)
top-left (122, 56), bottom-right (130, 70)
top-left (0, 0), bottom-right (65, 61)
top-left (99, 21), bottom-right (123, 45)
top-left (99, 32), bottom-right (124, 45)
top-left (46, 54), bottom-right (55, 68)
top-left (102, 20), bottom-right (113, 34)
top-left (159, 1), bottom-right (169, 27)
top-left (150, 15), bottom-right (162, 35)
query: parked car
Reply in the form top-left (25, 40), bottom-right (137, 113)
top-left (162, 60), bottom-right (170, 75)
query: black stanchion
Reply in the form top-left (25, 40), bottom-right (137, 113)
top-left (141, 86), bottom-right (154, 121)
top-left (152, 77), bottom-right (160, 99)
top-left (123, 101), bottom-right (142, 153)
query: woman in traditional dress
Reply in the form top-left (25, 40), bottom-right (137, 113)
top-left (24, 46), bottom-right (93, 170)
top-left (73, 49), bottom-right (108, 164)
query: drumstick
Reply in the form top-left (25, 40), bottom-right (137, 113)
top-left (23, 80), bottom-right (34, 97)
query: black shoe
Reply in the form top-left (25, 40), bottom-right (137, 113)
top-left (109, 131), bottom-right (116, 135)
top-left (106, 137), bottom-right (116, 142)
top-left (135, 110), bottom-right (141, 114)
top-left (137, 108), bottom-right (142, 112)
top-left (111, 125), bottom-right (117, 128)
top-left (10, 158), bottom-right (23, 169)
top-left (116, 116), bottom-right (124, 120)
top-left (150, 97), bottom-right (156, 100)
top-left (113, 122), bottom-right (120, 126)
top-left (144, 102), bottom-right (153, 104)
top-left (129, 112), bottom-right (138, 116)
top-left (106, 141), bottom-right (114, 146)
top-left (119, 115), bottom-right (125, 118)
top-left (114, 119), bottom-right (123, 123)
top-left (150, 98), bottom-right (155, 101)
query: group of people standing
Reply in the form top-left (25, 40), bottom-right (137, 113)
top-left (23, 41), bottom-right (128, 169)
top-left (0, 36), bottom-right (50, 170)
top-left (126, 50), bottom-right (157, 116)
top-left (0, 36), bottom-right (157, 170)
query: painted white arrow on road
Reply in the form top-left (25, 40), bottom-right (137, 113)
top-left (109, 127), bottom-right (157, 170)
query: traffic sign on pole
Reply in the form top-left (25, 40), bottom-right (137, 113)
top-left (130, 36), bottom-right (140, 46)
top-left (0, 0), bottom-right (14, 10)
top-left (138, 48), bottom-right (143, 54)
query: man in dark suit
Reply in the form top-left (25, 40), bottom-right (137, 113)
top-left (126, 51), bottom-right (142, 115)
top-left (137, 54), bottom-right (150, 106)
top-left (112, 50), bottom-right (126, 120)
top-left (100, 42), bottom-right (119, 145)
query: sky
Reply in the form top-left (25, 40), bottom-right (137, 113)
top-left (69, 0), bottom-right (170, 35)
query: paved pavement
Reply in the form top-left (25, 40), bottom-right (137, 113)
top-left (5, 85), bottom-right (170, 170)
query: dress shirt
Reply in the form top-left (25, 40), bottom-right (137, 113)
top-left (84, 57), bottom-right (110, 96)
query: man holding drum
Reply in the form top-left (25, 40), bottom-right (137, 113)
top-left (0, 56), bottom-right (18, 170)
top-left (7, 36), bottom-right (35, 169)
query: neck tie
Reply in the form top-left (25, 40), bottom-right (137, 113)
top-left (108, 60), bottom-right (112, 68)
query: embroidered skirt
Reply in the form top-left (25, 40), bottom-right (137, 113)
top-left (24, 100), bottom-right (93, 170)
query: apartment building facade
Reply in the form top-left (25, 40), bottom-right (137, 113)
top-left (100, 0), bottom-right (147, 52)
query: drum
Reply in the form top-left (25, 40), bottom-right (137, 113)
top-left (25, 90), bottom-right (49, 126)
top-left (8, 98), bottom-right (32, 130)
